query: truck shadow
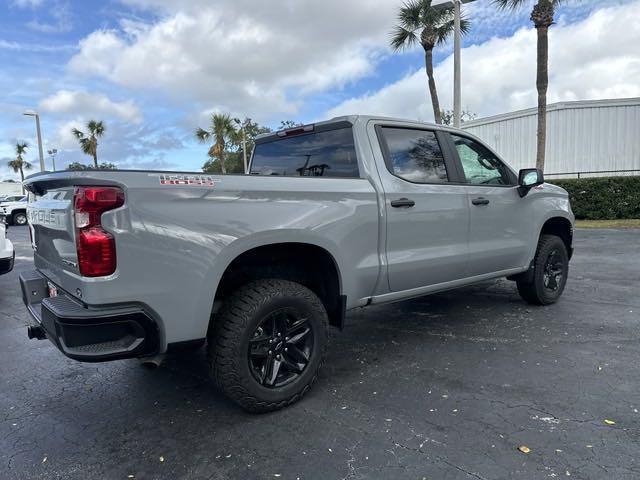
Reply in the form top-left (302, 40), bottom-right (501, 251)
top-left (152, 278), bottom-right (526, 412)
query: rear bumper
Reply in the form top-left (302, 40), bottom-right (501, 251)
top-left (20, 270), bottom-right (159, 362)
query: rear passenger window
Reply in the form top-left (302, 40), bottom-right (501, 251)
top-left (379, 127), bottom-right (448, 183)
top-left (250, 127), bottom-right (359, 177)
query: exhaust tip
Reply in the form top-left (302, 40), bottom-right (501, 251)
top-left (139, 354), bottom-right (165, 369)
top-left (27, 325), bottom-right (46, 340)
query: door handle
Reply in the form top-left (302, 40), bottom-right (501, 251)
top-left (471, 197), bottom-right (490, 206)
top-left (391, 198), bottom-right (415, 208)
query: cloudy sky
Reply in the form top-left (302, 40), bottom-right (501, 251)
top-left (1, 0), bottom-right (638, 179)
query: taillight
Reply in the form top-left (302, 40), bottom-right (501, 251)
top-left (73, 186), bottom-right (124, 277)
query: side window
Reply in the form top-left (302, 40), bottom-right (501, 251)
top-left (379, 127), bottom-right (448, 183)
top-left (450, 134), bottom-right (514, 185)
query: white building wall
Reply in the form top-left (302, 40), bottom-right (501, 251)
top-left (0, 182), bottom-right (23, 196)
top-left (461, 98), bottom-right (640, 177)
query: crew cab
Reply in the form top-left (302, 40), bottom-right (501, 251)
top-left (20, 116), bottom-right (574, 412)
top-left (0, 195), bottom-right (28, 225)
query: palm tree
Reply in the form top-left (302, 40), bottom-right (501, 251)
top-left (391, 0), bottom-right (469, 124)
top-left (494, 0), bottom-right (563, 171)
top-left (7, 142), bottom-right (32, 193)
top-left (195, 113), bottom-right (236, 174)
top-left (71, 120), bottom-right (106, 168)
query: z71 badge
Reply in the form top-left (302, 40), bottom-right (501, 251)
top-left (156, 174), bottom-right (220, 186)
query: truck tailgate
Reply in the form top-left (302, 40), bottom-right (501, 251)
top-left (27, 186), bottom-right (78, 277)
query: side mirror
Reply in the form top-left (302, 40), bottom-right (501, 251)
top-left (517, 168), bottom-right (544, 197)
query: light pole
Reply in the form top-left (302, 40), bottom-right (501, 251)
top-left (47, 148), bottom-right (58, 171)
top-left (234, 118), bottom-right (248, 173)
top-left (23, 110), bottom-right (45, 172)
top-left (432, 0), bottom-right (476, 128)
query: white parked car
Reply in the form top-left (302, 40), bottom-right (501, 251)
top-left (0, 195), bottom-right (28, 225)
top-left (0, 215), bottom-right (14, 275)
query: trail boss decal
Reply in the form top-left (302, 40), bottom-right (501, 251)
top-left (155, 174), bottom-right (220, 186)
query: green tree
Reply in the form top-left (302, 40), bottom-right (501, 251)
top-left (71, 120), bottom-right (106, 168)
top-left (278, 120), bottom-right (303, 130)
top-left (201, 117), bottom-right (272, 174)
top-left (196, 113), bottom-right (236, 174)
top-left (7, 142), bottom-right (32, 192)
top-left (232, 118), bottom-right (272, 165)
top-left (493, 0), bottom-right (563, 171)
top-left (440, 109), bottom-right (477, 126)
top-left (67, 162), bottom-right (116, 171)
top-left (391, 0), bottom-right (469, 124)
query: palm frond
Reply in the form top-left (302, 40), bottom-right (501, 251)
top-left (195, 127), bottom-right (211, 143)
top-left (71, 128), bottom-right (85, 139)
top-left (492, 0), bottom-right (527, 11)
top-left (435, 18), bottom-right (456, 45)
top-left (87, 120), bottom-right (106, 137)
top-left (397, 0), bottom-right (423, 30)
top-left (392, 0), bottom-right (469, 50)
top-left (390, 26), bottom-right (419, 51)
top-left (79, 137), bottom-right (94, 156)
top-left (423, 4), bottom-right (454, 26)
top-left (459, 17), bottom-right (471, 35)
top-left (7, 159), bottom-right (21, 173)
top-left (15, 142), bottom-right (28, 156)
top-left (22, 160), bottom-right (33, 170)
top-left (94, 121), bottom-right (105, 137)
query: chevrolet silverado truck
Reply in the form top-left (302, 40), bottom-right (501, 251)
top-left (20, 116), bottom-right (574, 412)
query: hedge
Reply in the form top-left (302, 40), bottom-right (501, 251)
top-left (549, 176), bottom-right (640, 220)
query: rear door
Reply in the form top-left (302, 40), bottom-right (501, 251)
top-left (445, 133), bottom-right (534, 276)
top-left (374, 124), bottom-right (469, 292)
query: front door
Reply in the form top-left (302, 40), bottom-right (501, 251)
top-left (446, 133), bottom-right (535, 276)
top-left (375, 125), bottom-right (470, 292)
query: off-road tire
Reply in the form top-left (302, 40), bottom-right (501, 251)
top-left (517, 234), bottom-right (569, 305)
top-left (208, 279), bottom-right (328, 413)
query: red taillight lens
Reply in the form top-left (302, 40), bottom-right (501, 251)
top-left (74, 186), bottom-right (124, 277)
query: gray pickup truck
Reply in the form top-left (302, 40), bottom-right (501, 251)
top-left (20, 116), bottom-right (574, 411)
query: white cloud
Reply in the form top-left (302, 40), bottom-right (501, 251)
top-left (26, 1), bottom-right (73, 33)
top-left (327, 1), bottom-right (640, 122)
top-left (67, 0), bottom-right (398, 120)
top-left (11, 0), bottom-right (44, 7)
top-left (39, 90), bottom-right (142, 123)
top-left (0, 39), bottom-right (74, 52)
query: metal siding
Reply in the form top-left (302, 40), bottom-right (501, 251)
top-left (462, 99), bottom-right (640, 176)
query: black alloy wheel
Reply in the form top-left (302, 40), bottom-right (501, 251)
top-left (543, 249), bottom-right (564, 292)
top-left (248, 309), bottom-right (314, 388)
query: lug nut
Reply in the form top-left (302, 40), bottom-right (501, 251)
top-left (268, 350), bottom-right (272, 355)
top-left (277, 332), bottom-right (282, 337)
top-left (284, 348), bottom-right (288, 352)
top-left (276, 354), bottom-right (281, 360)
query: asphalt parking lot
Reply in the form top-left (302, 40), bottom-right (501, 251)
top-left (1, 226), bottom-right (639, 480)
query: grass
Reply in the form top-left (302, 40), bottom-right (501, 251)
top-left (574, 219), bottom-right (640, 229)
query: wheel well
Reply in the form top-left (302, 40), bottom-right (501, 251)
top-left (540, 217), bottom-right (573, 258)
top-left (214, 243), bottom-right (344, 329)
